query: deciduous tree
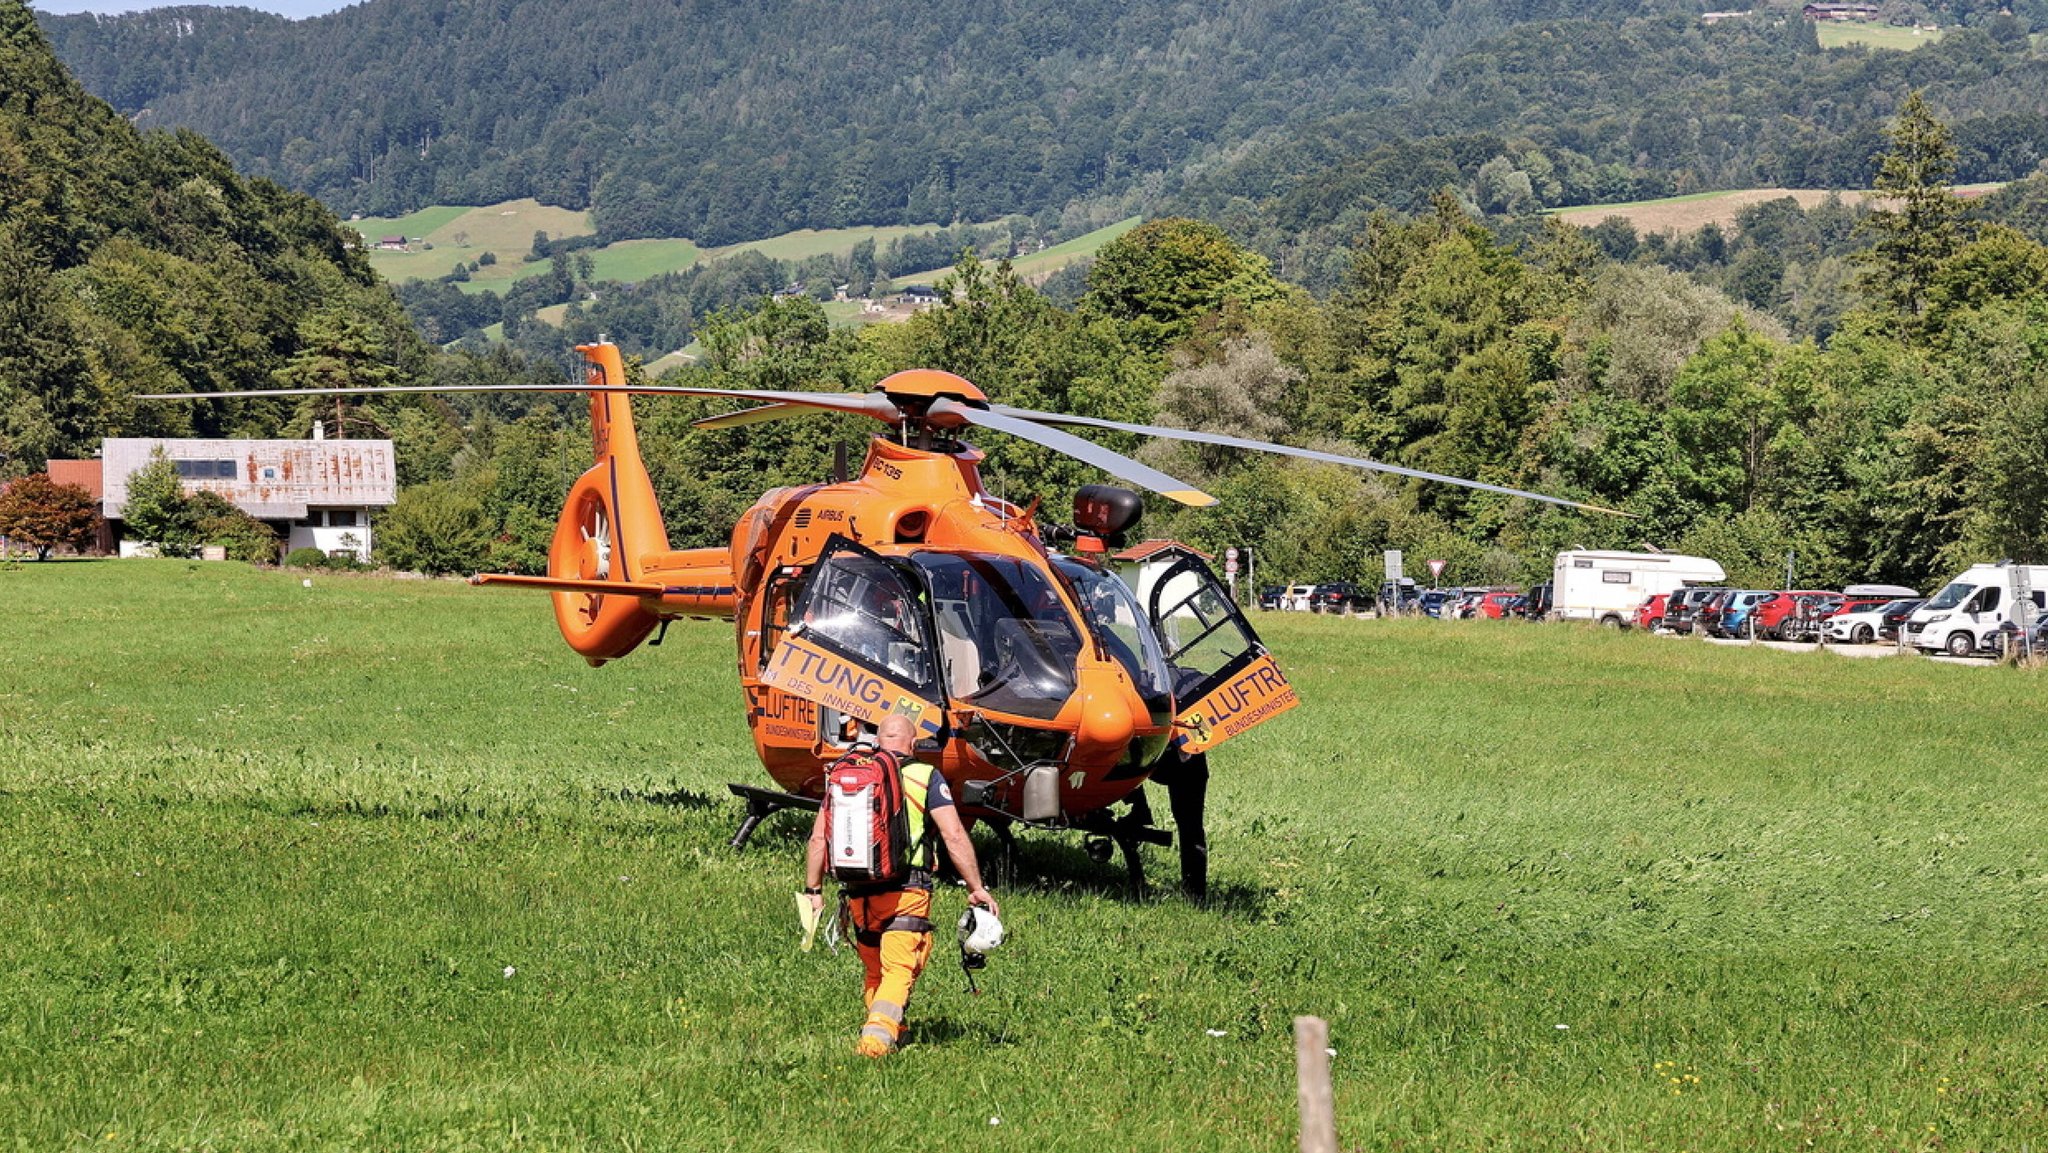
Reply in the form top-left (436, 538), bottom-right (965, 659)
top-left (0, 472), bottom-right (100, 559)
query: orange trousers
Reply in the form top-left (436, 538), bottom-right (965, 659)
top-left (848, 887), bottom-right (934, 1057)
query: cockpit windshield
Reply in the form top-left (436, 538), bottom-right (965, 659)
top-left (1053, 557), bottom-right (1175, 708)
top-left (912, 551), bottom-right (1084, 720)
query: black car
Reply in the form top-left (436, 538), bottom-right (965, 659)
top-left (1256, 585), bottom-right (1284, 611)
top-left (1516, 582), bottom-right (1553, 620)
top-left (1312, 582), bottom-right (1370, 614)
top-left (1878, 598), bottom-right (1924, 642)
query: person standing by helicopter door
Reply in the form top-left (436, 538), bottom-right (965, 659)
top-left (803, 714), bottom-right (999, 1057)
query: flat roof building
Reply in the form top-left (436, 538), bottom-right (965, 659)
top-left (96, 437), bottom-right (397, 561)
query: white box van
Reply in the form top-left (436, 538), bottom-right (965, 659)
top-left (1552, 550), bottom-right (1726, 627)
top-left (1905, 563), bottom-right (2048, 656)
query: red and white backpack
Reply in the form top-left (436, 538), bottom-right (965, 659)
top-left (823, 747), bottom-right (922, 887)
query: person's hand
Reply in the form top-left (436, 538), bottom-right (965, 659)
top-left (968, 887), bottom-right (998, 917)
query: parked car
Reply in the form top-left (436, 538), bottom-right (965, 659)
top-left (1378, 577), bottom-right (1420, 615)
top-left (1282, 583), bottom-right (1317, 611)
top-left (1829, 597), bottom-right (1922, 644)
top-left (1991, 613), bottom-right (2048, 658)
top-left (1689, 589), bottom-right (1734, 636)
top-left (1712, 590), bottom-right (1776, 638)
top-left (1312, 582), bottom-right (1370, 614)
top-left (1475, 590), bottom-right (1521, 620)
top-left (1662, 586), bottom-right (1724, 635)
top-left (1518, 582), bottom-right (1553, 620)
top-left (1256, 585), bottom-right (1285, 611)
top-left (1748, 590), bottom-right (1839, 641)
top-left (1633, 592), bottom-right (1668, 631)
top-left (1418, 588), bottom-right (1464, 618)
top-left (1878, 598), bottom-right (1925, 642)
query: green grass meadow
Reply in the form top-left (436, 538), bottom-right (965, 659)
top-left (4, 561), bottom-right (2046, 1149)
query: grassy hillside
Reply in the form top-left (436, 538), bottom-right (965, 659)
top-left (351, 202), bottom-right (988, 295)
top-left (897, 215), bottom-right (1143, 286)
top-left (4, 560), bottom-right (2044, 1149)
top-left (1550, 183), bottom-right (2004, 236)
top-left (351, 199), bottom-right (594, 286)
top-left (1815, 22), bottom-right (1946, 50)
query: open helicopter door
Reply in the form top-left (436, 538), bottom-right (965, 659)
top-left (760, 536), bottom-right (947, 741)
top-left (1147, 556), bottom-right (1300, 754)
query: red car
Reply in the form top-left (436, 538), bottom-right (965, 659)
top-left (1476, 590), bottom-right (1521, 620)
top-left (1633, 593), bottom-right (1668, 631)
top-left (1747, 590), bottom-right (1839, 640)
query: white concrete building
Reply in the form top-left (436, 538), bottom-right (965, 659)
top-left (100, 438), bottom-right (397, 562)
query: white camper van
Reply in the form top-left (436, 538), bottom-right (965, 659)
top-left (1905, 562), bottom-right (2048, 656)
top-left (1551, 550), bottom-right (1726, 627)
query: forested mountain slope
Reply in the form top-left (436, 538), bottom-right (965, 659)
top-left (23, 0), bottom-right (1814, 244)
top-left (1177, 17), bottom-right (2048, 232)
top-left (0, 0), bottom-right (418, 470)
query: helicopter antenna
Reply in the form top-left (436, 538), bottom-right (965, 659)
top-left (833, 442), bottom-right (849, 484)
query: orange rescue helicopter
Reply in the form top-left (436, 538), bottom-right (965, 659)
top-left (151, 340), bottom-right (1623, 887)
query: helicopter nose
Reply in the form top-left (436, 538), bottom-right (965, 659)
top-left (1071, 670), bottom-right (1139, 762)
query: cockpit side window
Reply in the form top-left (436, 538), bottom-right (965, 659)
top-left (1154, 573), bottom-right (1260, 696)
top-left (798, 550), bottom-right (937, 694)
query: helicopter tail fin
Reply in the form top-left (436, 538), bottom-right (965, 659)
top-left (541, 342), bottom-right (674, 664)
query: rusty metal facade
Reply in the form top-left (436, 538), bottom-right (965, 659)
top-left (100, 438), bottom-right (397, 519)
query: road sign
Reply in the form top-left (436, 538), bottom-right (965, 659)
top-left (1384, 550), bottom-right (1402, 581)
top-left (1225, 547), bottom-right (1239, 561)
top-left (1224, 557), bottom-right (1239, 574)
top-left (1427, 558), bottom-right (1446, 580)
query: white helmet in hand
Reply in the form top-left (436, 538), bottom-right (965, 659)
top-left (957, 906), bottom-right (1005, 954)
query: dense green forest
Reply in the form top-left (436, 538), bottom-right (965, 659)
top-left (37, 0), bottom-right (2048, 252)
top-left (0, 0), bottom-right (408, 471)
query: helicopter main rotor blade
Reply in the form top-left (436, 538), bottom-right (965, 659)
top-left (693, 403), bottom-right (813, 430)
top-left (927, 399), bottom-right (1216, 508)
top-left (138, 383), bottom-right (906, 423)
top-left (989, 405), bottom-right (1634, 518)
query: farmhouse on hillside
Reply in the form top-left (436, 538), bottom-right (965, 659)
top-left (64, 437), bottom-right (397, 562)
top-left (1801, 3), bottom-right (1881, 20)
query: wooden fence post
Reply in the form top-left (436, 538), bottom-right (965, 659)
top-left (1294, 1015), bottom-right (1336, 1153)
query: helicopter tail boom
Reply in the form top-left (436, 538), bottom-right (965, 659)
top-left (523, 344), bottom-right (678, 664)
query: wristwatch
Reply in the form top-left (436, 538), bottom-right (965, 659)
top-left (803, 886), bottom-right (822, 895)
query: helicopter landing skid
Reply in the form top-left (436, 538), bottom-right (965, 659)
top-left (726, 783), bottom-right (819, 850)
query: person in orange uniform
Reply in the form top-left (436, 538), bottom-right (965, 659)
top-left (804, 714), bottom-right (999, 1057)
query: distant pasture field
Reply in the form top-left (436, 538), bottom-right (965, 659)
top-left (896, 214), bottom-right (1142, 286)
top-left (1551, 183), bottom-right (2002, 237)
top-left (348, 199), bottom-right (994, 297)
top-left (352, 199), bottom-right (595, 287)
top-left (1816, 22), bottom-right (1945, 50)
top-left (4, 561), bottom-right (2046, 1150)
